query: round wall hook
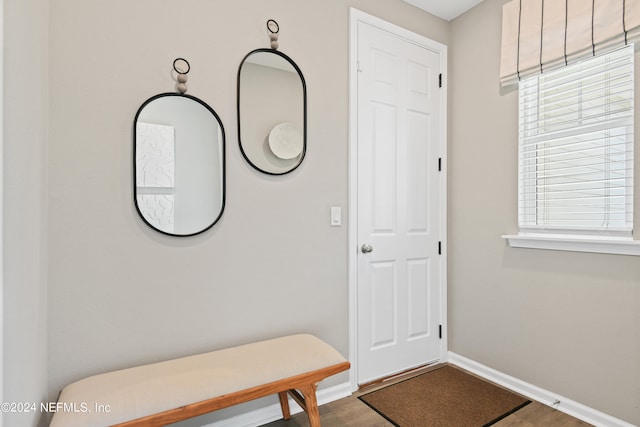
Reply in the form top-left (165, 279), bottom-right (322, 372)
top-left (267, 19), bottom-right (279, 34)
top-left (173, 58), bottom-right (191, 75)
top-left (173, 58), bottom-right (190, 94)
top-left (267, 19), bottom-right (280, 50)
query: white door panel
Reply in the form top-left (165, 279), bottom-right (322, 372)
top-left (356, 20), bottom-right (443, 384)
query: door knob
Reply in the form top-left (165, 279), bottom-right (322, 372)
top-left (361, 244), bottom-right (373, 254)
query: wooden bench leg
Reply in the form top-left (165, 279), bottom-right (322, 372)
top-left (300, 384), bottom-right (320, 427)
top-left (278, 391), bottom-right (291, 420)
top-left (282, 384), bottom-right (322, 427)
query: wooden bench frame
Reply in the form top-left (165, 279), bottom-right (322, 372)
top-left (113, 361), bottom-right (350, 427)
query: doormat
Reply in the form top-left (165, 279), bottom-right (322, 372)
top-left (358, 366), bottom-right (531, 427)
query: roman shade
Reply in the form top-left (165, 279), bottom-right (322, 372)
top-left (500, 0), bottom-right (640, 86)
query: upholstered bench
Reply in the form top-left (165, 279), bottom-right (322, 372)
top-left (50, 334), bottom-right (350, 427)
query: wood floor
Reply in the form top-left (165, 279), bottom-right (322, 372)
top-left (262, 365), bottom-right (592, 427)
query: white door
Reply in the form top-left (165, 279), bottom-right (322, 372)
top-left (354, 15), bottom-right (446, 384)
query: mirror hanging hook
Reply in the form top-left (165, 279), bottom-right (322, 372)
top-left (267, 19), bottom-right (279, 50)
top-left (173, 57), bottom-right (190, 94)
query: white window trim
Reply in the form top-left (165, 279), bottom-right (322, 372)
top-left (502, 233), bottom-right (640, 256)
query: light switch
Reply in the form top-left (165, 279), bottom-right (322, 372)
top-left (330, 207), bottom-right (341, 226)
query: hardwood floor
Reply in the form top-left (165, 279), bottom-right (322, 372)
top-left (261, 365), bottom-right (592, 427)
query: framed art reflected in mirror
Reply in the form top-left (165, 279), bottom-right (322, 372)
top-left (134, 92), bottom-right (226, 236)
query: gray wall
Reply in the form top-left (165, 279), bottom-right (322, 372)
top-left (3, 0), bottom-right (49, 426)
top-left (45, 0), bottom-right (448, 425)
top-left (7, 0), bottom-right (638, 426)
top-left (449, 0), bottom-right (640, 425)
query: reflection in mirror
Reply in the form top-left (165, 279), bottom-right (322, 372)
top-left (134, 93), bottom-right (225, 236)
top-left (238, 49), bottom-right (306, 175)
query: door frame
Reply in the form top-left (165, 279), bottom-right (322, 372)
top-left (348, 7), bottom-right (448, 391)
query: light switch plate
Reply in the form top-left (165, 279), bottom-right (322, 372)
top-left (330, 207), bottom-right (341, 226)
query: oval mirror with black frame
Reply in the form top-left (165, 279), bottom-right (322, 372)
top-left (238, 48), bottom-right (306, 175)
top-left (134, 93), bottom-right (225, 236)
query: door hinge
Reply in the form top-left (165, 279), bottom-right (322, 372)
top-left (438, 241), bottom-right (442, 255)
top-left (439, 324), bottom-right (442, 339)
top-left (439, 73), bottom-right (442, 88)
top-left (438, 157), bottom-right (442, 172)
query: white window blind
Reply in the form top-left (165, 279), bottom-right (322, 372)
top-left (518, 44), bottom-right (634, 234)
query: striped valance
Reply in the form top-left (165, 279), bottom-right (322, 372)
top-left (500, 0), bottom-right (640, 86)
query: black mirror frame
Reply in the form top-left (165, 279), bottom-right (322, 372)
top-left (237, 48), bottom-right (307, 176)
top-left (133, 92), bottom-right (226, 237)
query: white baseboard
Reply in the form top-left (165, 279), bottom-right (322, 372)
top-left (448, 352), bottom-right (636, 427)
top-left (200, 382), bottom-right (352, 427)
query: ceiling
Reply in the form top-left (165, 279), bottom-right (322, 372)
top-left (402, 0), bottom-right (486, 21)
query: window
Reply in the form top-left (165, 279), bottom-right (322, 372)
top-left (504, 45), bottom-right (640, 255)
top-left (519, 45), bottom-right (634, 236)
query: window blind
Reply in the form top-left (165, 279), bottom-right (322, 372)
top-left (501, 0), bottom-right (640, 86)
top-left (518, 45), bottom-right (634, 233)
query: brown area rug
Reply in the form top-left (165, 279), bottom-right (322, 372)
top-left (359, 366), bottom-right (531, 427)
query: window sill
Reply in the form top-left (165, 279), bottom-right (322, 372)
top-left (502, 233), bottom-right (640, 256)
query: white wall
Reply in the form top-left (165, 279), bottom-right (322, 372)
top-left (449, 0), bottom-right (640, 425)
top-left (46, 0), bottom-right (448, 425)
top-left (3, 0), bottom-right (49, 426)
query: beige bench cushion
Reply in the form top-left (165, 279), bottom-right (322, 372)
top-left (50, 334), bottom-right (347, 427)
